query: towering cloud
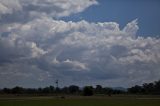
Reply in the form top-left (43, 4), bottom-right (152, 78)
top-left (0, 0), bottom-right (160, 88)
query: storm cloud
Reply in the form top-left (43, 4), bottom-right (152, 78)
top-left (0, 0), bottom-right (160, 88)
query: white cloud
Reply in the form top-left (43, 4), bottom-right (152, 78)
top-left (123, 19), bottom-right (139, 36)
top-left (62, 59), bottom-right (88, 71)
top-left (0, 0), bottom-right (160, 87)
top-left (0, 0), bottom-right (98, 18)
top-left (0, 0), bottom-right (21, 15)
top-left (1, 17), bottom-right (160, 87)
top-left (26, 42), bottom-right (47, 58)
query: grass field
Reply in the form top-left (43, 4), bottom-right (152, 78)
top-left (0, 96), bottom-right (160, 106)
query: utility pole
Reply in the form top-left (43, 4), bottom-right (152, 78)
top-left (55, 80), bottom-right (59, 96)
top-left (55, 80), bottom-right (58, 89)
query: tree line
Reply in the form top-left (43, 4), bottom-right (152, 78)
top-left (0, 80), bottom-right (160, 96)
top-left (0, 85), bottom-right (124, 96)
top-left (128, 80), bottom-right (160, 95)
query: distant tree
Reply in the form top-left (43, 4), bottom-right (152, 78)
top-left (42, 87), bottom-right (50, 93)
top-left (128, 85), bottom-right (143, 94)
top-left (26, 88), bottom-right (37, 94)
top-left (83, 86), bottom-right (93, 96)
top-left (12, 86), bottom-right (24, 94)
top-left (143, 83), bottom-right (154, 94)
top-left (154, 80), bottom-right (160, 94)
top-left (61, 87), bottom-right (69, 94)
top-left (38, 88), bottom-right (42, 94)
top-left (103, 87), bottom-right (113, 96)
top-left (42, 86), bottom-right (55, 94)
top-left (49, 86), bottom-right (55, 93)
top-left (95, 85), bottom-right (103, 94)
top-left (3, 88), bottom-right (11, 94)
top-left (68, 85), bottom-right (79, 94)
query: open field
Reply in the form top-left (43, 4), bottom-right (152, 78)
top-left (0, 95), bottom-right (160, 106)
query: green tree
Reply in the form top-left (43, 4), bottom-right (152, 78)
top-left (68, 85), bottom-right (79, 94)
top-left (83, 86), bottom-right (93, 96)
top-left (95, 85), bottom-right (103, 94)
top-left (12, 86), bottom-right (24, 94)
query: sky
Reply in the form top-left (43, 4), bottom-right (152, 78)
top-left (61, 0), bottom-right (160, 36)
top-left (0, 0), bottom-right (160, 88)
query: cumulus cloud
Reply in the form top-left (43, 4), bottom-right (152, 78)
top-left (0, 0), bottom-right (98, 21)
top-left (0, 0), bottom-right (160, 87)
top-left (0, 0), bottom-right (21, 15)
top-left (22, 0), bottom-right (98, 17)
top-left (123, 19), bottom-right (139, 36)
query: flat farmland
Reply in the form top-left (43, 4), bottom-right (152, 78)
top-left (0, 95), bottom-right (160, 106)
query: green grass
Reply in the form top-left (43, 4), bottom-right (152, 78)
top-left (0, 96), bottom-right (160, 106)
